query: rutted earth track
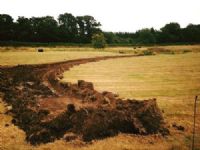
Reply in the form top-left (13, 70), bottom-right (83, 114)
top-left (0, 54), bottom-right (169, 145)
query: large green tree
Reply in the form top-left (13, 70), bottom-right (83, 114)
top-left (15, 17), bottom-right (33, 41)
top-left (83, 15), bottom-right (101, 42)
top-left (30, 16), bottom-right (58, 42)
top-left (58, 13), bottom-right (78, 42)
top-left (77, 16), bottom-right (101, 43)
top-left (182, 24), bottom-right (200, 43)
top-left (135, 28), bottom-right (156, 44)
top-left (0, 14), bottom-right (14, 41)
top-left (160, 22), bottom-right (181, 43)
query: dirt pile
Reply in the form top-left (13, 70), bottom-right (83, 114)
top-left (0, 55), bottom-right (169, 145)
top-left (64, 80), bottom-right (114, 106)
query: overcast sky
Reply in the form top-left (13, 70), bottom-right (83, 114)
top-left (0, 0), bottom-right (200, 32)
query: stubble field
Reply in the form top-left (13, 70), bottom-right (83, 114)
top-left (0, 45), bottom-right (200, 150)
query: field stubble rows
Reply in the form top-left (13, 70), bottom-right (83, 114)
top-left (62, 53), bottom-right (200, 149)
top-left (0, 46), bottom-right (200, 149)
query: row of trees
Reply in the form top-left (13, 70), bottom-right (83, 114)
top-left (104, 23), bottom-right (200, 44)
top-left (0, 13), bottom-right (200, 45)
top-left (0, 13), bottom-right (101, 43)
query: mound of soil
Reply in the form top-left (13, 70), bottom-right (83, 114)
top-left (0, 55), bottom-right (169, 145)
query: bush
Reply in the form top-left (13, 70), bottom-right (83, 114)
top-left (92, 33), bottom-right (106, 48)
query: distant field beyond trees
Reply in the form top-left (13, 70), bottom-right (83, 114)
top-left (0, 13), bottom-right (200, 45)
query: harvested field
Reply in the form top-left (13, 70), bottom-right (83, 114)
top-left (0, 51), bottom-right (124, 66)
top-left (63, 53), bottom-right (200, 149)
top-left (1, 45), bottom-right (200, 66)
top-left (0, 54), bottom-right (168, 148)
top-left (0, 47), bottom-right (200, 150)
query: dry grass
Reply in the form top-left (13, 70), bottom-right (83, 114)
top-left (63, 53), bottom-right (200, 98)
top-left (0, 46), bottom-right (200, 149)
top-left (0, 51), bottom-right (124, 66)
top-left (1, 45), bottom-right (200, 66)
top-left (156, 45), bottom-right (200, 53)
top-left (0, 45), bottom-right (200, 61)
top-left (63, 53), bottom-right (200, 149)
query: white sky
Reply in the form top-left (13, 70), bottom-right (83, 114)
top-left (0, 0), bottom-right (200, 32)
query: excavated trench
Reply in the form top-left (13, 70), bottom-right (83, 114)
top-left (0, 55), bottom-right (169, 145)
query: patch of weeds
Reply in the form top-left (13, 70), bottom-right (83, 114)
top-left (142, 50), bottom-right (155, 56)
top-left (182, 49), bottom-right (192, 53)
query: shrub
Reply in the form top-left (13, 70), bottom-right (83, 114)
top-left (92, 33), bottom-right (106, 49)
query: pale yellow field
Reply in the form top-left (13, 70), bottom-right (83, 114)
top-left (0, 46), bottom-right (200, 150)
top-left (1, 45), bottom-right (200, 52)
top-left (1, 45), bottom-right (200, 66)
top-left (63, 53), bottom-right (200, 98)
top-left (0, 51), bottom-right (123, 66)
top-left (63, 53), bottom-right (200, 149)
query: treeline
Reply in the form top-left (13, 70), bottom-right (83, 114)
top-left (0, 13), bottom-right (101, 43)
top-left (1, 13), bottom-right (200, 45)
top-left (104, 23), bottom-right (200, 45)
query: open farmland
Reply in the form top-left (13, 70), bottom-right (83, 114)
top-left (1, 45), bottom-right (200, 66)
top-left (0, 46), bottom-right (200, 150)
top-left (1, 0), bottom-right (200, 148)
top-left (62, 52), bottom-right (200, 149)
top-left (63, 53), bottom-right (200, 98)
top-left (0, 51), bottom-right (122, 66)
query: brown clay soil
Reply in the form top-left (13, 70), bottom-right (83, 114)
top-left (0, 55), bottom-right (169, 145)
